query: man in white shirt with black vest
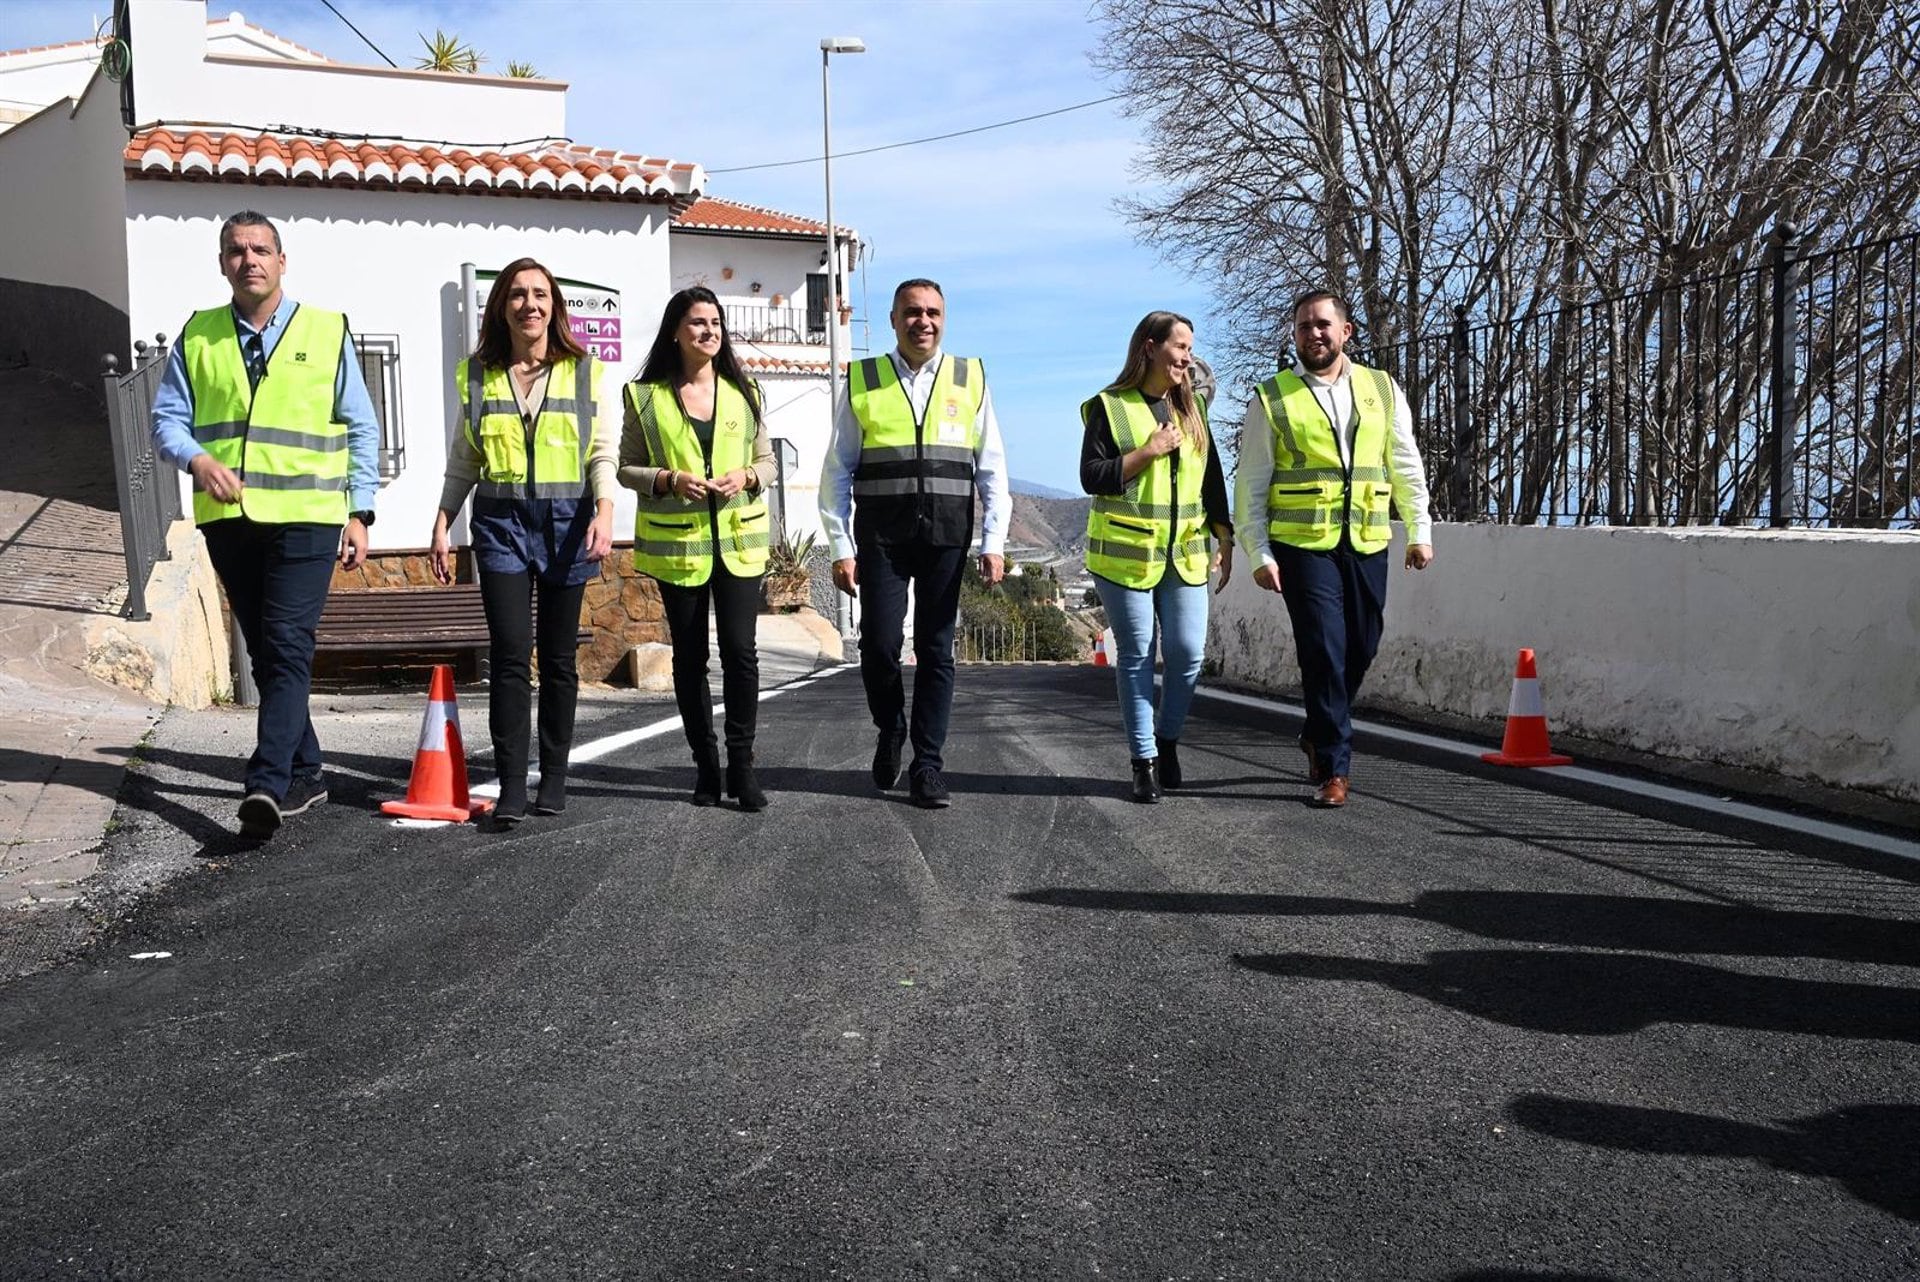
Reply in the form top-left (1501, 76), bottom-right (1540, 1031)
top-left (820, 279), bottom-right (1011, 809)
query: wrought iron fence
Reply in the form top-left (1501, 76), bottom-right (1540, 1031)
top-left (1356, 225), bottom-right (1918, 529)
top-left (725, 300), bottom-right (824, 347)
top-left (101, 334), bottom-right (182, 621)
top-left (956, 618), bottom-right (1052, 662)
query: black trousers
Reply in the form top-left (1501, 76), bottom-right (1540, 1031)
top-left (201, 518), bottom-right (340, 801)
top-left (478, 569), bottom-right (587, 803)
top-left (856, 540), bottom-right (966, 776)
top-left (657, 563), bottom-right (762, 760)
top-left (1271, 538), bottom-right (1389, 779)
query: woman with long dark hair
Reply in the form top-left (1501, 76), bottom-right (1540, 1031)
top-left (617, 286), bottom-right (777, 809)
top-left (1079, 311), bottom-right (1233, 802)
top-left (430, 257), bottom-right (615, 826)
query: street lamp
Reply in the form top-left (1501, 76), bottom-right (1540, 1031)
top-left (820, 35), bottom-right (864, 417)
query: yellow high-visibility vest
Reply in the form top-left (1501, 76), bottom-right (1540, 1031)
top-left (456, 355), bottom-right (600, 501)
top-left (1254, 364), bottom-right (1396, 553)
top-left (182, 305), bottom-right (349, 526)
top-left (1082, 389), bottom-right (1211, 588)
top-left (624, 377), bottom-right (769, 585)
top-left (848, 354), bottom-right (986, 546)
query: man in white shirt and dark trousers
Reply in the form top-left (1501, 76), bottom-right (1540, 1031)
top-left (1234, 290), bottom-right (1435, 808)
top-left (820, 279), bottom-right (1011, 808)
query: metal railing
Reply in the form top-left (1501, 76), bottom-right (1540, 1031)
top-left (956, 619), bottom-right (1054, 663)
top-left (102, 334), bottom-right (182, 621)
top-left (1353, 225), bottom-right (1919, 529)
top-left (724, 300), bottom-right (825, 347)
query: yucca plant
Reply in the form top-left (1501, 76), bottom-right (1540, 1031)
top-left (416, 30), bottom-right (481, 74)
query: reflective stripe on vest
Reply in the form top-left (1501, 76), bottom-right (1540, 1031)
top-left (1082, 389), bottom-right (1211, 589)
top-left (1255, 364), bottom-right (1395, 553)
top-left (849, 354), bottom-right (985, 501)
top-left (623, 377), bottom-right (770, 586)
top-left (458, 355), bottom-right (599, 502)
top-left (183, 305), bottom-right (349, 526)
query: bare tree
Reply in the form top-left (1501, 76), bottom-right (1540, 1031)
top-left (1094, 0), bottom-right (1920, 524)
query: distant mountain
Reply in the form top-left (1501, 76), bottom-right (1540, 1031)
top-left (1011, 478), bottom-right (1079, 500)
top-left (1004, 493), bottom-right (1090, 567)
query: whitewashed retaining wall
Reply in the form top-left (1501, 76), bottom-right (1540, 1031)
top-left (1208, 523), bottom-right (1920, 801)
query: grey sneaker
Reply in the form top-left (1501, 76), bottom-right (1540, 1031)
top-left (237, 791), bottom-right (281, 840)
top-left (282, 773), bottom-right (330, 818)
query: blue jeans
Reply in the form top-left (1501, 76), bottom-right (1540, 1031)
top-left (1094, 572), bottom-right (1209, 761)
top-left (201, 518), bottom-right (340, 801)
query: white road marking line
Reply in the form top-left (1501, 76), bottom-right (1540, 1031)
top-left (1192, 685), bottom-right (1920, 863)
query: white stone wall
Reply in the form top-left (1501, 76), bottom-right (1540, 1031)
top-left (0, 75), bottom-right (129, 311)
top-left (1208, 522), bottom-right (1920, 801)
top-left (124, 181), bottom-right (673, 552)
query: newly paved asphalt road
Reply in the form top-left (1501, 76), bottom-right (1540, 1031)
top-left (3, 665), bottom-right (1917, 1278)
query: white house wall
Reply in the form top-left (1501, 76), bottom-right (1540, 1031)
top-left (0, 78), bottom-right (130, 311)
top-left (123, 181), bottom-right (673, 552)
top-left (127, 0), bottom-right (566, 143)
top-left (672, 235), bottom-right (831, 318)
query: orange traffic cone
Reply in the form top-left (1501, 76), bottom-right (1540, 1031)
top-left (1482, 649), bottom-right (1573, 767)
top-left (1092, 628), bottom-right (1111, 667)
top-left (381, 664), bottom-right (493, 820)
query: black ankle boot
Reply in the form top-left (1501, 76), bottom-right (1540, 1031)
top-left (1154, 736), bottom-right (1182, 789)
top-left (532, 770), bottom-right (567, 815)
top-left (1130, 758), bottom-right (1161, 804)
top-left (726, 751), bottom-right (767, 812)
top-left (692, 747), bottom-right (722, 807)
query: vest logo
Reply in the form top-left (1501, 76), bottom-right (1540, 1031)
top-left (721, 416), bottom-right (742, 435)
top-left (1361, 396), bottom-right (1374, 409)
top-left (943, 398), bottom-right (961, 419)
top-left (293, 350), bottom-right (308, 363)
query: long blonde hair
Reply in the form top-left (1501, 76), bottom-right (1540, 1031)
top-left (1105, 310), bottom-right (1206, 455)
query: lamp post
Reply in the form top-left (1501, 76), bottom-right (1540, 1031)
top-left (820, 36), bottom-right (865, 416)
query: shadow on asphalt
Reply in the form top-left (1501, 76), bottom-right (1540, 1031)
top-left (1507, 1093), bottom-right (1920, 1223)
top-left (1009, 888), bottom-right (1920, 967)
top-left (1227, 948), bottom-right (1920, 1042)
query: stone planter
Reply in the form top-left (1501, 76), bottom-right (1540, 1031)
top-left (762, 575), bottom-right (811, 613)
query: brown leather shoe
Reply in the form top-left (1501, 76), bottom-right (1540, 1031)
top-left (1298, 735), bottom-right (1329, 784)
top-left (1311, 776), bottom-right (1350, 808)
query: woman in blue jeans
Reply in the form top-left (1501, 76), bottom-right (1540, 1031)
top-left (1079, 311), bottom-right (1233, 802)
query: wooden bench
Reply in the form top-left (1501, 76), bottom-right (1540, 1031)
top-left (315, 584), bottom-right (589, 678)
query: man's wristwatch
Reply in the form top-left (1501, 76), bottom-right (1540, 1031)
top-left (350, 509), bottom-right (375, 527)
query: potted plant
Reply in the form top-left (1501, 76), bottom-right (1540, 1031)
top-left (762, 527), bottom-right (816, 612)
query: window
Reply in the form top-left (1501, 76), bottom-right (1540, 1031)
top-left (805, 273), bottom-right (829, 339)
top-left (352, 333), bottom-right (405, 481)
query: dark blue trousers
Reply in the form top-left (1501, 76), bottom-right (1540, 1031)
top-left (856, 541), bottom-right (966, 776)
top-left (202, 518), bottom-right (340, 801)
top-left (1272, 539), bottom-right (1389, 778)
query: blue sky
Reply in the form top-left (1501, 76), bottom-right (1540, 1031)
top-left (9, 0), bottom-right (1218, 492)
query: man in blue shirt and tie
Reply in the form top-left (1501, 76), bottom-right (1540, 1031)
top-left (150, 210), bottom-right (381, 839)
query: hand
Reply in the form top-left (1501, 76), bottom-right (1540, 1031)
top-left (831, 557), bottom-right (858, 597)
top-left (585, 508), bottom-right (614, 562)
top-left (1213, 541), bottom-right (1234, 594)
top-left (979, 553), bottom-right (1005, 586)
top-left (1253, 563), bottom-right (1282, 593)
top-left (340, 516), bottom-right (370, 571)
top-left (1404, 542), bottom-right (1434, 570)
top-left (673, 471), bottom-right (709, 503)
top-left (188, 452), bottom-right (243, 504)
top-left (707, 469), bottom-right (745, 500)
top-left (429, 521), bottom-right (455, 585)
top-left (1146, 423), bottom-right (1181, 457)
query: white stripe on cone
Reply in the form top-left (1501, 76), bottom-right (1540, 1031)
top-left (1506, 677), bottom-right (1546, 718)
top-left (416, 698), bottom-right (458, 753)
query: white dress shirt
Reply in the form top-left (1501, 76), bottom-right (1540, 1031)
top-left (818, 346), bottom-right (1011, 561)
top-left (1234, 357), bottom-right (1434, 568)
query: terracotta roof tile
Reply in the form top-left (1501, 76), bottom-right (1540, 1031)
top-left (124, 128), bottom-right (704, 204)
top-left (740, 356), bottom-right (837, 376)
top-left (673, 196), bottom-right (850, 240)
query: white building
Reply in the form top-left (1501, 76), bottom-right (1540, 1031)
top-left (669, 196), bottom-right (859, 546)
top-left (0, 0), bottom-right (852, 559)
